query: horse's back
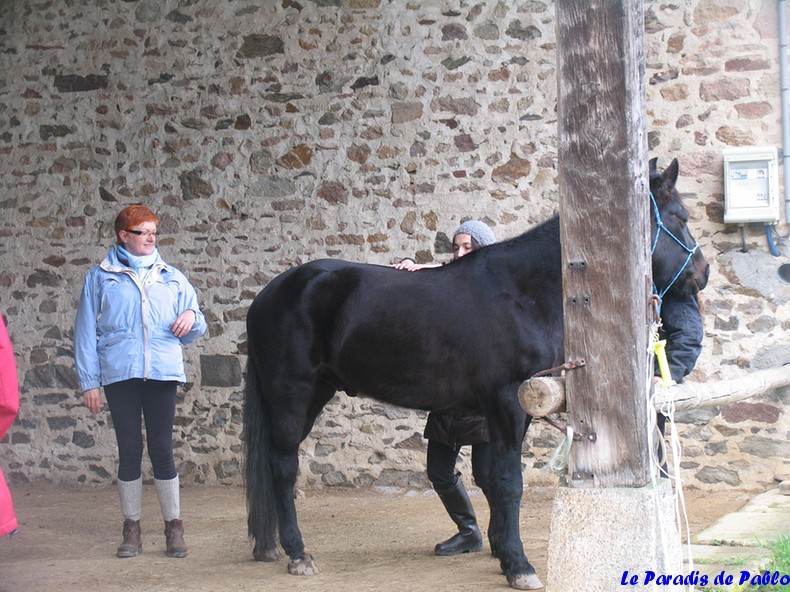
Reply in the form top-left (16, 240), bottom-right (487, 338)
top-left (246, 218), bottom-right (565, 413)
top-left (248, 258), bottom-right (367, 330)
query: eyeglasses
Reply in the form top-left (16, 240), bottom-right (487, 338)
top-left (124, 229), bottom-right (157, 237)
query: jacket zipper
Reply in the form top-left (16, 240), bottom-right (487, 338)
top-left (125, 269), bottom-right (151, 380)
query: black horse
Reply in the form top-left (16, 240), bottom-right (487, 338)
top-left (242, 158), bottom-right (709, 590)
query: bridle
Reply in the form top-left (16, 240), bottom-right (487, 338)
top-left (650, 191), bottom-right (698, 305)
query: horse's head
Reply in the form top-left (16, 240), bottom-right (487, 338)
top-left (649, 157), bottom-right (710, 299)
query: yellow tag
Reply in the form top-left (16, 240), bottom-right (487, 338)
top-left (653, 339), bottom-right (674, 388)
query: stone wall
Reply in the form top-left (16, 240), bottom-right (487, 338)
top-left (0, 0), bottom-right (787, 492)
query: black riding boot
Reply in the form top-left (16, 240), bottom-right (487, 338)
top-left (434, 480), bottom-right (483, 556)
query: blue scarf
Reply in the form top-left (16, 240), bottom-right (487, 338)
top-left (116, 245), bottom-right (159, 277)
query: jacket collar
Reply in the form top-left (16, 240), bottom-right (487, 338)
top-left (99, 245), bottom-right (171, 274)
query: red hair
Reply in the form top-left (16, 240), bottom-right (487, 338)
top-left (114, 205), bottom-right (159, 243)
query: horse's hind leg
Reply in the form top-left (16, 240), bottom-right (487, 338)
top-left (252, 530), bottom-right (279, 562)
top-left (268, 439), bottom-right (319, 575)
top-left (271, 380), bottom-right (336, 576)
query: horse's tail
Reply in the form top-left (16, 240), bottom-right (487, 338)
top-left (242, 353), bottom-right (277, 552)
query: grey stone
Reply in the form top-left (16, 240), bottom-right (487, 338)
top-left (135, 1), bottom-right (161, 22)
top-left (249, 149), bottom-right (274, 174)
top-left (236, 34), bottom-right (284, 59)
top-left (179, 170), bottom-right (214, 200)
top-left (739, 436), bottom-right (790, 459)
top-left (53, 74), bottom-right (108, 93)
top-left (72, 431), bottom-right (95, 449)
top-left (214, 459), bottom-right (240, 480)
top-left (248, 176), bottom-right (297, 199)
top-left (200, 355), bottom-right (242, 387)
top-left (695, 466), bottom-right (741, 486)
top-left (505, 20), bottom-right (541, 40)
top-left (46, 416), bottom-right (77, 430)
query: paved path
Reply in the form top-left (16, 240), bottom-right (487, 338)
top-left (686, 485), bottom-right (790, 590)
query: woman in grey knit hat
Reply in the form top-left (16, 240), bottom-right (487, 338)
top-left (394, 219), bottom-right (495, 556)
top-left (394, 219), bottom-right (495, 271)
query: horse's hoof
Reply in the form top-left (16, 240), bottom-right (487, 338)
top-left (253, 546), bottom-right (281, 562)
top-left (288, 553), bottom-right (320, 576)
top-left (507, 572), bottom-right (544, 590)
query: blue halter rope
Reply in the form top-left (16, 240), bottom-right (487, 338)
top-left (650, 191), bottom-right (698, 307)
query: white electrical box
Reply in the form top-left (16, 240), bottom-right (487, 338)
top-left (723, 146), bottom-right (780, 224)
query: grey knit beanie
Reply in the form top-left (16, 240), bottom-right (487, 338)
top-left (453, 220), bottom-right (496, 248)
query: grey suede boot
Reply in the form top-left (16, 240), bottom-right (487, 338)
top-left (155, 476), bottom-right (187, 558)
top-left (117, 519), bottom-right (142, 557)
top-left (164, 518), bottom-right (188, 558)
top-left (117, 477), bottom-right (143, 558)
top-left (434, 480), bottom-right (483, 556)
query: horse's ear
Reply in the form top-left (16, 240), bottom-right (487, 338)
top-left (663, 158), bottom-right (679, 188)
top-left (649, 157), bottom-right (658, 174)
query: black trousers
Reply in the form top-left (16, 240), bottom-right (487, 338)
top-left (426, 439), bottom-right (491, 493)
top-left (104, 378), bottom-right (178, 482)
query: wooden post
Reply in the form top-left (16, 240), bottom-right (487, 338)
top-left (557, 0), bottom-right (651, 488)
top-left (549, 5), bottom-right (685, 590)
top-left (547, 0), bottom-right (685, 592)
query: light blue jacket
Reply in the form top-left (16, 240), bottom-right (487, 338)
top-left (74, 246), bottom-right (207, 392)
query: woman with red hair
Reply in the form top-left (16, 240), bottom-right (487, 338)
top-left (74, 205), bottom-right (206, 559)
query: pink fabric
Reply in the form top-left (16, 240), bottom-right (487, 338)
top-left (0, 313), bottom-right (19, 537)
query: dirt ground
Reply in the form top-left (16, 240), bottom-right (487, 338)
top-left (0, 481), bottom-right (758, 592)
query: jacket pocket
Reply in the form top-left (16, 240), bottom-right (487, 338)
top-left (96, 331), bottom-right (139, 382)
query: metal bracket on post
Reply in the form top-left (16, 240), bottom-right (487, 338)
top-left (572, 430), bottom-right (597, 443)
top-left (566, 294), bottom-right (591, 306)
top-left (569, 260), bottom-right (588, 270)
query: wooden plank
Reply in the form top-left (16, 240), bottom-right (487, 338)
top-left (557, 0), bottom-right (650, 487)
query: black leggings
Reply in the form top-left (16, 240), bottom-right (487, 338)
top-left (104, 379), bottom-right (178, 482)
top-left (426, 439), bottom-right (491, 493)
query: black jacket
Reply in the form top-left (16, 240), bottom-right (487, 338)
top-left (658, 294), bottom-right (703, 383)
top-left (424, 409), bottom-right (489, 447)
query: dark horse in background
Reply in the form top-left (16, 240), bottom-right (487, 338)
top-left (242, 158), bottom-right (709, 590)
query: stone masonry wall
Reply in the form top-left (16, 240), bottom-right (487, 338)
top-left (0, 0), bottom-right (787, 493)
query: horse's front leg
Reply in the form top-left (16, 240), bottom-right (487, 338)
top-left (487, 401), bottom-right (543, 590)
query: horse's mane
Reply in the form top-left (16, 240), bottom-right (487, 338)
top-left (497, 214), bottom-right (560, 248)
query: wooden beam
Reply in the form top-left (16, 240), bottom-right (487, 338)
top-left (655, 365), bottom-right (790, 411)
top-left (519, 376), bottom-right (567, 417)
top-left (518, 365), bottom-right (790, 417)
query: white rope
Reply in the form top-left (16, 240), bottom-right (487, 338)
top-left (659, 399), bottom-right (695, 579)
top-left (647, 321), bottom-right (694, 589)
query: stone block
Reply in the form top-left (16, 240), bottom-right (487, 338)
top-left (547, 480), bottom-right (683, 591)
